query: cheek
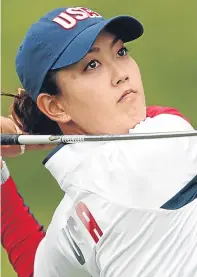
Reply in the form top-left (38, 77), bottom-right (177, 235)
top-left (65, 81), bottom-right (109, 117)
top-left (69, 73), bottom-right (110, 105)
top-left (130, 60), bottom-right (142, 81)
top-left (132, 63), bottom-right (144, 95)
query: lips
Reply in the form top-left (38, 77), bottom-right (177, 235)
top-left (118, 89), bottom-right (135, 103)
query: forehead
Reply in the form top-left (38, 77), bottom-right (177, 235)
top-left (92, 30), bottom-right (118, 46)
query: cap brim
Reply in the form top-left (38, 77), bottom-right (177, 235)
top-left (51, 15), bottom-right (143, 70)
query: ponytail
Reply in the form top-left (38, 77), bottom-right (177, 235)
top-left (1, 71), bottom-right (62, 135)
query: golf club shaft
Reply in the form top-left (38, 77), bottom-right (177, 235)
top-left (1, 130), bottom-right (197, 145)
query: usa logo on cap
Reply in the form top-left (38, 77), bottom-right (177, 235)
top-left (53, 7), bottom-right (102, 29)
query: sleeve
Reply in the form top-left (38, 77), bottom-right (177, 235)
top-left (1, 163), bottom-right (45, 277)
top-left (146, 106), bottom-right (190, 122)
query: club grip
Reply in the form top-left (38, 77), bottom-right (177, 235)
top-left (0, 134), bottom-right (20, 145)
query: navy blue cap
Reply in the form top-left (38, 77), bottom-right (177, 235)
top-left (16, 7), bottom-right (143, 101)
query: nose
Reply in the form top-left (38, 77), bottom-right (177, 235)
top-left (111, 64), bottom-right (129, 87)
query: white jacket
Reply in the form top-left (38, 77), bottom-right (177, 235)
top-left (34, 113), bottom-right (197, 277)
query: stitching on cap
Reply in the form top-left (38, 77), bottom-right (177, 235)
top-left (28, 30), bottom-right (54, 59)
top-left (27, 19), bottom-right (103, 65)
top-left (51, 21), bottom-right (103, 65)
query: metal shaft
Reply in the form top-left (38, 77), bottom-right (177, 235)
top-left (1, 130), bottom-right (197, 145)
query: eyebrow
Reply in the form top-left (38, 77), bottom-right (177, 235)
top-left (88, 36), bottom-right (120, 53)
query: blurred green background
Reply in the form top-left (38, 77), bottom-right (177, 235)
top-left (1, 0), bottom-right (197, 276)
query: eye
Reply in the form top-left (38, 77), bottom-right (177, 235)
top-left (84, 60), bottom-right (100, 71)
top-left (117, 47), bottom-right (129, 57)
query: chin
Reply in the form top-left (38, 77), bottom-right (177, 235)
top-left (126, 110), bottom-right (146, 130)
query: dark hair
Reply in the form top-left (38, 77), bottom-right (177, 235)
top-left (1, 71), bottom-right (62, 135)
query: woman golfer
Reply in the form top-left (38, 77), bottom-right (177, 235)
top-left (1, 6), bottom-right (197, 277)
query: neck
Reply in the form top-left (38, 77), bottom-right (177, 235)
top-left (59, 121), bottom-right (87, 135)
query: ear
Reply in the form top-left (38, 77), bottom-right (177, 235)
top-left (36, 93), bottom-right (71, 124)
